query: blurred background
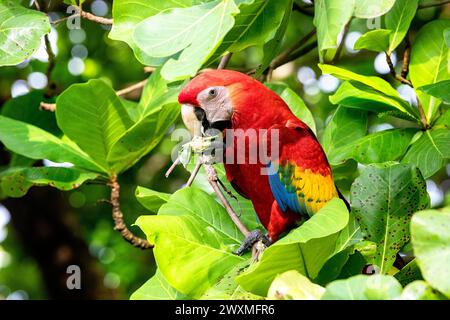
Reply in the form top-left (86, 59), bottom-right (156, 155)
top-left (0, 0), bottom-right (449, 299)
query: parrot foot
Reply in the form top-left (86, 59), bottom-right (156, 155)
top-left (235, 230), bottom-right (271, 256)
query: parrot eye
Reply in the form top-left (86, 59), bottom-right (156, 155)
top-left (208, 88), bottom-right (217, 98)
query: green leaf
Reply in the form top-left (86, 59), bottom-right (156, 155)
top-left (353, 0), bottom-right (395, 18)
top-left (385, 0), bottom-right (418, 54)
top-left (0, 116), bottom-right (102, 172)
top-left (445, 28), bottom-right (450, 48)
top-left (321, 64), bottom-right (418, 119)
top-left (321, 274), bottom-right (403, 300)
top-left (109, 0), bottom-right (202, 66)
top-left (236, 199), bottom-right (349, 296)
top-left (135, 186), bottom-right (170, 213)
top-left (410, 19), bottom-right (450, 122)
top-left (268, 270), bottom-right (325, 300)
top-left (0, 167), bottom-right (98, 198)
top-left (135, 187), bottom-right (245, 298)
top-left (130, 269), bottom-right (188, 300)
top-left (280, 88), bottom-right (316, 134)
top-left (400, 281), bottom-right (445, 300)
top-left (321, 106), bottom-right (368, 164)
top-left (137, 69), bottom-right (169, 117)
top-left (411, 207), bottom-right (450, 298)
top-left (354, 29), bottom-right (391, 52)
top-left (331, 128), bottom-right (417, 166)
top-left (0, 1), bottom-right (50, 66)
top-left (107, 103), bottom-right (180, 173)
top-left (418, 80), bottom-right (450, 104)
top-left (351, 163), bottom-right (430, 274)
top-left (56, 80), bottom-right (133, 174)
top-left (394, 259), bottom-right (423, 286)
top-left (402, 128), bottom-right (450, 178)
top-left (314, 0), bottom-right (355, 62)
top-left (133, 0), bottom-right (239, 80)
top-left (201, 261), bottom-right (263, 300)
top-left (209, 0), bottom-right (293, 71)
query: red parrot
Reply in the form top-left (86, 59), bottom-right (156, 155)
top-left (178, 69), bottom-right (347, 254)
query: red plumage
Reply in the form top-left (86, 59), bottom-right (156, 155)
top-left (179, 70), bottom-right (340, 241)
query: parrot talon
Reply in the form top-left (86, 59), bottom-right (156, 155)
top-left (235, 230), bottom-right (271, 256)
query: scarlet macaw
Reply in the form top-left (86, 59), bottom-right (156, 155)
top-left (178, 69), bottom-right (347, 254)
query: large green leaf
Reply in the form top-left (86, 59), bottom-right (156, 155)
top-left (330, 81), bottom-right (416, 120)
top-left (56, 80), bottom-right (133, 174)
top-left (353, 0), bottom-right (395, 18)
top-left (410, 20), bottom-right (450, 122)
top-left (418, 80), bottom-right (450, 104)
top-left (133, 0), bottom-right (239, 80)
top-left (208, 0), bottom-right (292, 68)
top-left (135, 186), bottom-right (170, 213)
top-left (321, 106), bottom-right (368, 164)
top-left (400, 281), bottom-right (445, 300)
top-left (130, 269), bottom-right (188, 300)
top-left (280, 88), bottom-right (316, 134)
top-left (109, 0), bottom-right (202, 66)
top-left (402, 128), bottom-right (450, 178)
top-left (0, 1), bottom-right (50, 66)
top-left (268, 270), bottom-right (325, 300)
top-left (135, 187), bottom-right (245, 298)
top-left (321, 274), bottom-right (403, 300)
top-left (0, 116), bottom-right (102, 173)
top-left (319, 64), bottom-right (418, 118)
top-left (351, 163), bottom-right (430, 274)
top-left (236, 199), bottom-right (349, 296)
top-left (0, 167), bottom-right (98, 198)
top-left (201, 261), bottom-right (263, 299)
top-left (385, 0), bottom-right (418, 54)
top-left (354, 29), bottom-right (391, 52)
top-left (314, 0), bottom-right (354, 62)
top-left (411, 208), bottom-right (450, 298)
top-left (331, 128), bottom-right (417, 166)
top-left (107, 103), bottom-right (180, 173)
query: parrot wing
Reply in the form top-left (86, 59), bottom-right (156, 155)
top-left (267, 123), bottom-right (339, 218)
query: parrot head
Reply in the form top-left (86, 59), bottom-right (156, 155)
top-left (178, 69), bottom-right (289, 135)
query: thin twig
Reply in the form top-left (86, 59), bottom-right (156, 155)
top-left (44, 34), bottom-right (56, 96)
top-left (186, 159), bottom-right (202, 187)
top-left (218, 53), bottom-right (232, 70)
top-left (109, 175), bottom-right (153, 249)
top-left (80, 10), bottom-right (113, 25)
top-left (165, 158), bottom-right (180, 177)
top-left (267, 30), bottom-right (317, 80)
top-left (32, 0), bottom-right (41, 11)
top-left (116, 79), bottom-right (148, 97)
top-left (204, 164), bottom-right (250, 237)
top-left (332, 18), bottom-right (352, 64)
top-left (40, 101), bottom-right (56, 112)
top-left (41, 78), bottom-right (149, 112)
top-left (418, 0), bottom-right (450, 9)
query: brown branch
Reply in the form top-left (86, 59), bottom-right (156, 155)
top-left (385, 52), bottom-right (412, 86)
top-left (40, 79), bottom-right (148, 112)
top-left (44, 34), bottom-right (56, 97)
top-left (116, 79), bottom-right (148, 97)
top-left (267, 29), bottom-right (317, 80)
top-left (204, 164), bottom-right (250, 237)
top-left (80, 10), bottom-right (113, 25)
top-left (33, 0), bottom-right (41, 11)
top-left (109, 175), bottom-right (153, 249)
top-left (418, 0), bottom-right (450, 9)
top-left (332, 18), bottom-right (352, 64)
top-left (218, 52), bottom-right (233, 70)
top-left (401, 38), bottom-right (411, 78)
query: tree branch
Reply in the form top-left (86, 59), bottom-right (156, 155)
top-left (401, 37), bottom-right (411, 78)
top-left (44, 34), bottom-right (56, 97)
top-left (332, 18), bottom-right (352, 64)
top-left (418, 0), bottom-right (450, 9)
top-left (108, 175), bottom-right (153, 249)
top-left (385, 52), bottom-right (412, 86)
top-left (51, 7), bottom-right (113, 26)
top-left (217, 52), bottom-right (233, 70)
